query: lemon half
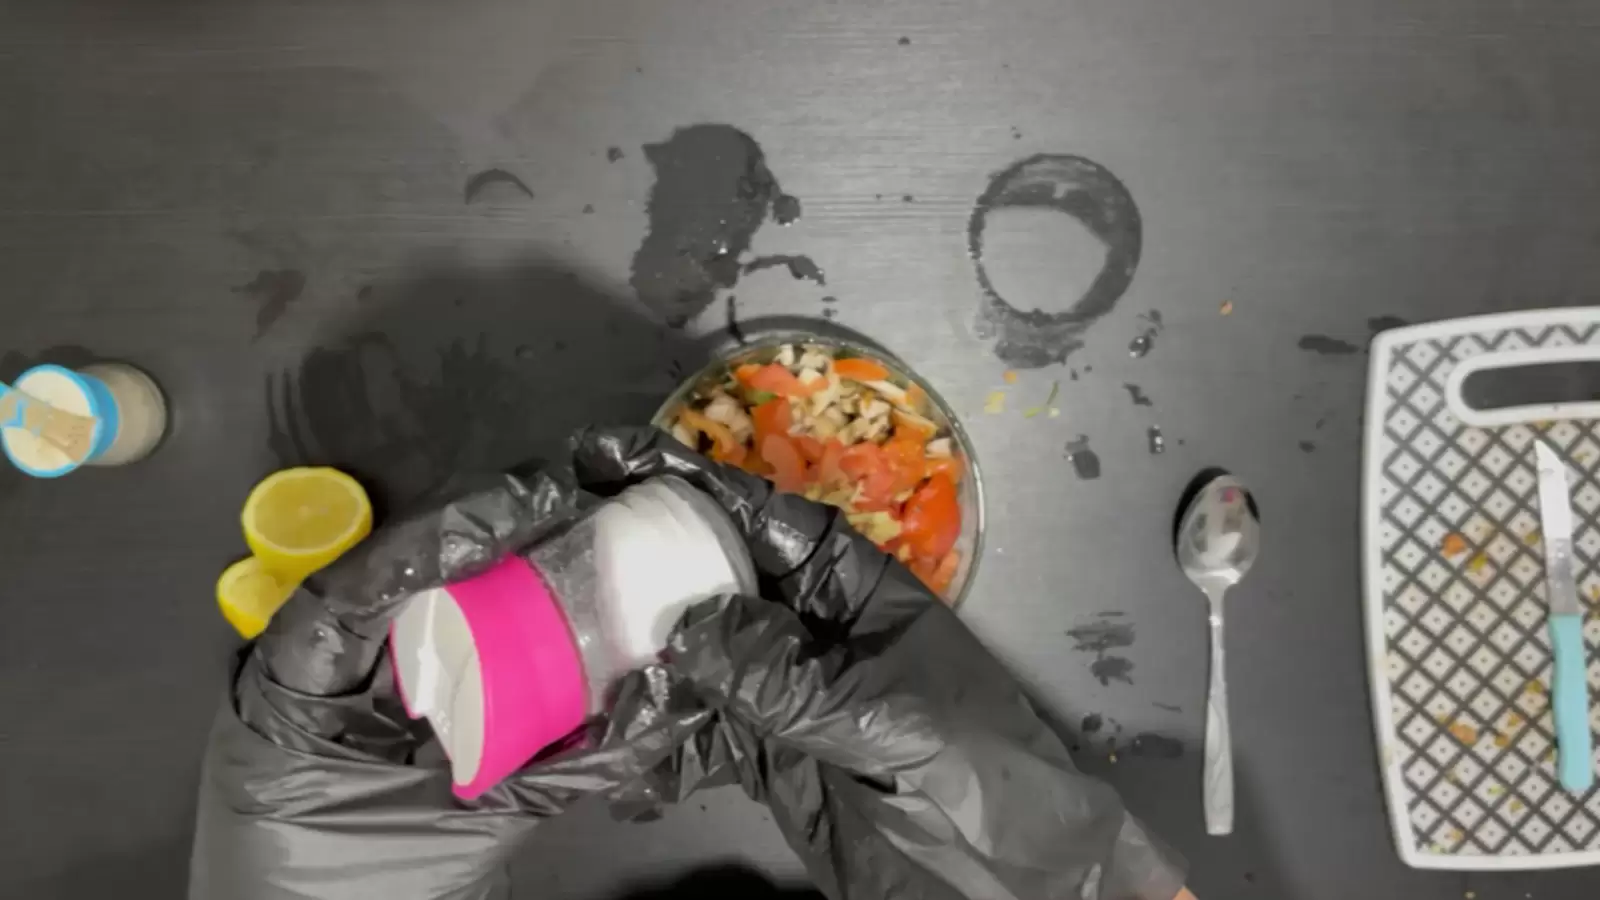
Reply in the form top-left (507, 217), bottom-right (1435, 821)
top-left (216, 557), bottom-right (296, 639)
top-left (241, 466), bottom-right (372, 584)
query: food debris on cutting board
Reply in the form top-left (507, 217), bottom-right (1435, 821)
top-left (668, 344), bottom-right (963, 599)
top-left (985, 390), bottom-right (1006, 414)
top-left (1219, 300), bottom-right (1234, 316)
top-left (1444, 719), bottom-right (1479, 746)
top-left (1441, 532), bottom-right (1469, 558)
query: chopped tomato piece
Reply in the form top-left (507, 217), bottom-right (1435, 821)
top-left (817, 439), bottom-right (848, 486)
top-left (881, 437), bottom-right (927, 495)
top-left (679, 407), bottom-right (746, 466)
top-left (736, 363), bottom-right (816, 398)
top-left (751, 397), bottom-right (792, 445)
top-left (923, 456), bottom-right (964, 484)
top-left (762, 434), bottom-right (808, 493)
top-left (911, 550), bottom-right (960, 597)
top-left (929, 550), bottom-right (960, 595)
top-left (833, 358), bottom-right (890, 382)
top-left (840, 442), bottom-right (897, 508)
top-left (900, 472), bottom-right (960, 560)
top-left (793, 434), bottom-right (826, 464)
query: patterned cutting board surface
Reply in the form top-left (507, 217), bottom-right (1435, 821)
top-left (1365, 310), bottom-right (1600, 869)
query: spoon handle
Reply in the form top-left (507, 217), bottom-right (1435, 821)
top-left (1204, 589), bottom-right (1234, 835)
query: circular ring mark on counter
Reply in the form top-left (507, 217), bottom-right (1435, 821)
top-left (969, 154), bottom-right (1141, 368)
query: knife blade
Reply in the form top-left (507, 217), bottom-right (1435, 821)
top-left (1534, 440), bottom-right (1593, 793)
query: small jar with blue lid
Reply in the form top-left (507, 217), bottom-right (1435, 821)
top-left (2, 362), bottom-right (167, 477)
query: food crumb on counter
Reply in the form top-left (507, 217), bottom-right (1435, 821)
top-left (1441, 532), bottom-right (1469, 558)
top-left (984, 391), bottom-right (1006, 414)
top-left (1002, 370), bottom-right (1018, 384)
top-left (1219, 300), bottom-right (1234, 316)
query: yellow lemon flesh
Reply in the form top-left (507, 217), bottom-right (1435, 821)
top-left (216, 556), bottom-right (295, 640)
top-left (242, 467), bottom-right (372, 585)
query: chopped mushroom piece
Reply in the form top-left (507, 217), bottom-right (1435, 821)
top-left (861, 379), bottom-right (908, 405)
top-left (808, 373), bottom-right (843, 416)
top-left (926, 437), bottom-right (953, 458)
top-left (797, 347), bottom-right (831, 372)
top-left (704, 393), bottom-right (753, 442)
top-left (775, 344), bottom-right (797, 367)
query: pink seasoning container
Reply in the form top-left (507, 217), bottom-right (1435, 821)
top-left (389, 475), bottom-right (757, 799)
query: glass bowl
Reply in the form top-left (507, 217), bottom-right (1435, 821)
top-left (651, 332), bottom-right (985, 607)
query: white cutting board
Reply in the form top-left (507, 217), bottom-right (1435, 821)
top-left (1364, 308), bottom-right (1600, 869)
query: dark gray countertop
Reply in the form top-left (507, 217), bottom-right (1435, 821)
top-left (5, 1), bottom-right (1600, 898)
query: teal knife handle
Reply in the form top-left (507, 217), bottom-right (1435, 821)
top-left (1550, 615), bottom-right (1593, 792)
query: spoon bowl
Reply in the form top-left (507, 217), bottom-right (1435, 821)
top-left (1177, 473), bottom-right (1261, 593)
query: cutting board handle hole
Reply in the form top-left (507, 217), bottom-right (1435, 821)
top-left (1446, 346), bottom-right (1600, 427)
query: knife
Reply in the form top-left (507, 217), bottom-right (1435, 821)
top-left (1535, 440), bottom-right (1594, 793)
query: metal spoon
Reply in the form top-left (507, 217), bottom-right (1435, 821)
top-left (1175, 472), bottom-right (1260, 836)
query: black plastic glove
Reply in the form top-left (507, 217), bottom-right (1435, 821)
top-left (188, 466), bottom-right (718, 900)
top-left (572, 428), bottom-right (1188, 900)
top-left (191, 431), bottom-right (1185, 900)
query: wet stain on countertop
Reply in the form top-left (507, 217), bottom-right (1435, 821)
top-left (1066, 619), bottom-right (1136, 686)
top-left (463, 168), bottom-right (535, 204)
top-left (234, 268), bottom-right (307, 338)
top-left (629, 124), bottom-right (809, 328)
top-left (1367, 315), bottom-right (1409, 334)
top-left (1146, 425), bottom-right (1165, 455)
top-left (1064, 435), bottom-right (1101, 479)
top-left (1131, 733), bottom-right (1185, 759)
top-left (743, 254), bottom-right (825, 285)
top-left (970, 154), bottom-right (1142, 368)
top-left (0, 345), bottom-right (97, 381)
top-left (1297, 334), bottom-right (1359, 355)
top-left (1128, 310), bottom-right (1162, 359)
